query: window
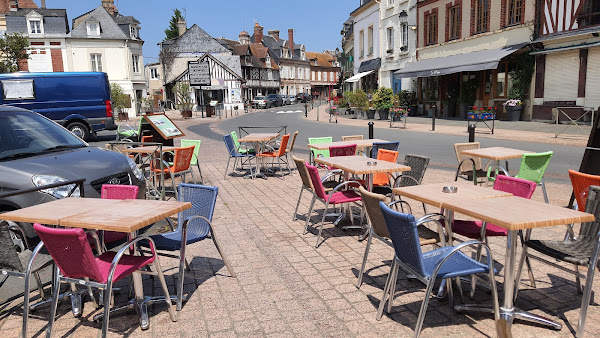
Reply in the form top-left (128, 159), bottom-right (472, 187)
top-left (507, 0), bottom-right (522, 26)
top-left (579, 0), bottom-right (600, 28)
top-left (312, 71), bottom-right (315, 81)
top-left (90, 53), bottom-right (102, 72)
top-left (496, 61), bottom-right (515, 97)
top-left (475, 0), bottom-right (489, 33)
top-left (400, 23), bottom-right (408, 51)
top-left (130, 25), bottom-right (137, 38)
top-left (386, 27), bottom-right (394, 53)
top-left (426, 13), bottom-right (438, 46)
top-left (318, 71), bottom-right (321, 81)
top-left (29, 20), bottom-right (41, 34)
top-left (150, 68), bottom-right (159, 79)
top-left (132, 55), bottom-right (140, 73)
top-left (448, 6), bottom-right (460, 40)
top-left (2, 80), bottom-right (35, 100)
top-left (87, 22), bottom-right (100, 36)
top-left (388, 0), bottom-right (394, 5)
top-left (419, 77), bottom-right (439, 100)
top-left (368, 26), bottom-right (373, 55)
top-left (359, 30), bottom-right (364, 57)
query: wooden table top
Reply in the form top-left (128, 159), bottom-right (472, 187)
top-left (1, 198), bottom-right (118, 225)
top-left (238, 133), bottom-right (279, 143)
top-left (122, 146), bottom-right (177, 154)
top-left (315, 155), bottom-right (410, 175)
top-left (460, 147), bottom-right (532, 160)
top-left (307, 139), bottom-right (389, 150)
top-left (442, 196), bottom-right (595, 231)
top-left (60, 199), bottom-right (191, 233)
top-left (393, 181), bottom-right (512, 208)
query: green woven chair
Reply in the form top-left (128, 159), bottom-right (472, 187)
top-left (180, 139), bottom-right (204, 183)
top-left (308, 136), bottom-right (332, 164)
top-left (514, 151), bottom-right (553, 203)
top-left (230, 131), bottom-right (255, 155)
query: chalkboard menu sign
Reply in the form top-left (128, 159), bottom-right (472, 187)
top-left (143, 114), bottom-right (185, 140)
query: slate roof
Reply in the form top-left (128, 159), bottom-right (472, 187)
top-left (71, 6), bottom-right (141, 40)
top-left (5, 8), bottom-right (69, 35)
top-left (251, 33), bottom-right (308, 64)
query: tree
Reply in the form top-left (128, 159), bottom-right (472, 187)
top-left (110, 83), bottom-right (129, 113)
top-left (0, 33), bottom-right (29, 73)
top-left (164, 9), bottom-right (184, 40)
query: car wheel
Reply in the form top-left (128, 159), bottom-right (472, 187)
top-left (67, 122), bottom-right (90, 141)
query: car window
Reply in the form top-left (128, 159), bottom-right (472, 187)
top-left (0, 110), bottom-right (86, 160)
top-left (254, 96), bottom-right (265, 100)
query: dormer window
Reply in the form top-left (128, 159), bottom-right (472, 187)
top-left (30, 20), bottom-right (41, 34)
top-left (129, 25), bottom-right (138, 39)
top-left (265, 55), bottom-right (271, 68)
top-left (87, 22), bottom-right (100, 36)
top-left (26, 12), bottom-right (44, 36)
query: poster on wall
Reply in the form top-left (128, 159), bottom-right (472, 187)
top-left (230, 88), bottom-right (241, 103)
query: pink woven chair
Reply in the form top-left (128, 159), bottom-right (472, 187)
top-left (35, 223), bottom-right (175, 337)
top-left (329, 144), bottom-right (357, 157)
top-left (452, 175), bottom-right (538, 291)
top-left (97, 184), bottom-right (139, 246)
top-left (304, 162), bottom-right (362, 248)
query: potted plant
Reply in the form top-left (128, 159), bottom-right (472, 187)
top-left (505, 52), bottom-right (535, 121)
top-left (390, 106), bottom-right (408, 121)
top-left (503, 99), bottom-right (523, 121)
top-left (458, 77), bottom-right (478, 119)
top-left (344, 91), bottom-right (355, 117)
top-left (398, 90), bottom-right (418, 116)
top-left (173, 81), bottom-right (193, 118)
top-left (110, 83), bottom-right (129, 121)
top-left (366, 91), bottom-right (376, 119)
top-left (353, 89), bottom-right (369, 119)
top-left (373, 87), bottom-right (393, 120)
top-left (140, 96), bottom-right (154, 114)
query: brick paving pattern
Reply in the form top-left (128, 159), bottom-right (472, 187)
top-left (0, 107), bottom-right (597, 337)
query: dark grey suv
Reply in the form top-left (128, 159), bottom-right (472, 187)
top-left (0, 106), bottom-right (145, 238)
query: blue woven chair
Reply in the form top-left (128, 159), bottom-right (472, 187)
top-left (370, 141), bottom-right (400, 158)
top-left (144, 184), bottom-right (235, 310)
top-left (376, 202), bottom-right (500, 337)
top-left (223, 134), bottom-right (255, 179)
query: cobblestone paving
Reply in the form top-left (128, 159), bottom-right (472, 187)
top-left (0, 109), bottom-right (597, 337)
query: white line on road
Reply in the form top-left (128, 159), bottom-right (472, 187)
top-left (276, 111), bottom-right (303, 114)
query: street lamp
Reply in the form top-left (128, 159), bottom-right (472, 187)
top-left (399, 10), bottom-right (408, 24)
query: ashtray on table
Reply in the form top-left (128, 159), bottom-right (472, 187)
top-left (366, 161), bottom-right (377, 166)
top-left (442, 186), bottom-right (458, 193)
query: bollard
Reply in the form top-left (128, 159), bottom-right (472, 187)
top-left (468, 123), bottom-right (476, 142)
top-left (368, 121), bottom-right (374, 139)
top-left (431, 113), bottom-right (435, 131)
top-left (304, 103), bottom-right (308, 118)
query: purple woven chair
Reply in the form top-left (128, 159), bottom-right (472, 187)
top-left (304, 162), bottom-right (362, 248)
top-left (35, 224), bottom-right (176, 337)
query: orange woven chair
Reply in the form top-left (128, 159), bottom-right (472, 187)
top-left (569, 169), bottom-right (600, 212)
top-left (141, 135), bottom-right (153, 143)
top-left (373, 149), bottom-right (399, 187)
top-left (151, 146), bottom-right (196, 198)
top-left (258, 134), bottom-right (291, 177)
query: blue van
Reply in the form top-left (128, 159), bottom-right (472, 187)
top-left (0, 72), bottom-right (115, 141)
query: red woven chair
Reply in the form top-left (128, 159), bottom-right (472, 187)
top-left (304, 162), bottom-right (362, 248)
top-left (96, 184), bottom-right (139, 246)
top-left (258, 134), bottom-right (291, 177)
top-left (35, 223), bottom-right (176, 337)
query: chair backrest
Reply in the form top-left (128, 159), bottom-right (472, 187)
top-left (342, 135), bottom-right (364, 141)
top-left (358, 186), bottom-right (390, 238)
top-left (101, 184), bottom-right (139, 200)
top-left (308, 137), bottom-right (333, 159)
top-left (379, 202), bottom-right (426, 276)
top-left (305, 162), bottom-right (328, 200)
top-left (569, 170), bottom-right (600, 212)
top-left (293, 156), bottom-right (313, 190)
top-left (371, 141), bottom-right (400, 158)
top-left (516, 151), bottom-right (553, 184)
top-left (454, 142), bottom-right (482, 173)
top-left (34, 223), bottom-right (104, 282)
top-left (177, 184), bottom-right (218, 239)
top-left (223, 134), bottom-right (240, 157)
top-left (329, 144), bottom-right (357, 157)
top-left (181, 139), bottom-right (201, 165)
top-left (373, 149), bottom-right (399, 186)
top-left (141, 135), bottom-right (153, 143)
top-left (230, 131), bottom-right (241, 151)
top-left (493, 175), bottom-right (536, 199)
top-left (398, 154), bottom-right (430, 187)
top-left (287, 131), bottom-right (299, 152)
top-left (579, 185), bottom-right (600, 240)
top-left (0, 222), bottom-right (24, 271)
top-left (277, 134), bottom-right (290, 157)
top-left (173, 146), bottom-right (195, 172)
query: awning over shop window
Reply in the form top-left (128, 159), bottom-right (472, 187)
top-left (358, 58), bottom-right (381, 73)
top-left (345, 70), bottom-right (374, 83)
top-left (394, 44), bottom-right (526, 78)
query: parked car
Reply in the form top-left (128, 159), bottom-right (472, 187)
top-left (266, 94), bottom-right (283, 107)
top-left (296, 93), bottom-right (312, 103)
top-left (0, 72), bottom-right (116, 141)
top-left (0, 106), bottom-right (145, 239)
top-left (288, 95), bottom-right (297, 105)
top-left (281, 95), bottom-right (291, 105)
top-left (251, 96), bottom-right (269, 109)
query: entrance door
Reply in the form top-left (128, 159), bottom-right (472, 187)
top-left (135, 90), bottom-right (143, 116)
top-left (481, 70), bottom-right (492, 106)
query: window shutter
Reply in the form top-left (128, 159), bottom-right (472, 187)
top-left (585, 47), bottom-right (600, 108)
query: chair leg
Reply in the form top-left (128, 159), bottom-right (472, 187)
top-left (210, 227), bottom-right (236, 278)
top-left (356, 229), bottom-right (374, 288)
top-left (376, 257), bottom-right (397, 320)
top-left (101, 279), bottom-right (114, 337)
top-left (185, 258), bottom-right (192, 272)
top-left (34, 271), bottom-right (45, 299)
top-left (152, 260), bottom-right (177, 322)
top-left (540, 180), bottom-right (549, 204)
top-left (22, 270), bottom-right (33, 338)
top-left (176, 237), bottom-right (187, 311)
top-left (293, 188), bottom-right (304, 221)
top-left (415, 277), bottom-right (438, 337)
top-left (224, 157), bottom-right (231, 179)
top-left (575, 265), bottom-right (584, 294)
top-left (196, 162), bottom-right (204, 183)
top-left (304, 195), bottom-right (317, 235)
top-left (46, 268), bottom-right (61, 338)
top-left (576, 242), bottom-right (600, 338)
top-left (315, 202), bottom-right (329, 248)
top-left (514, 244), bottom-right (529, 303)
top-left (387, 258), bottom-right (400, 314)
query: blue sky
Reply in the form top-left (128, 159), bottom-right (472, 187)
top-left (41, 1), bottom-right (358, 64)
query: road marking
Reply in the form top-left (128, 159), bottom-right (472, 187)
top-left (276, 110), bottom-right (303, 114)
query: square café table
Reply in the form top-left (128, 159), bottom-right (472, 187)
top-left (1, 197), bottom-right (191, 330)
top-left (238, 133), bottom-right (279, 179)
top-left (442, 196), bottom-right (595, 336)
top-left (307, 138), bottom-right (389, 151)
top-left (461, 147), bottom-right (533, 183)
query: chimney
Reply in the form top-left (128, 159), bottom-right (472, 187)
top-left (288, 29), bottom-right (294, 55)
top-left (177, 18), bottom-right (186, 37)
top-left (41, 0), bottom-right (46, 8)
top-left (268, 29), bottom-right (279, 41)
top-left (9, 0), bottom-right (17, 11)
top-left (239, 30), bottom-right (250, 45)
top-left (254, 22), bottom-right (263, 44)
top-left (101, 0), bottom-right (116, 16)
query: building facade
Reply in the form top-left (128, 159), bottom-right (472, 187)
top-left (348, 0), bottom-right (380, 92)
top-left (531, 0), bottom-right (600, 120)
top-left (144, 61), bottom-right (164, 108)
top-left (306, 51), bottom-right (341, 99)
top-left (340, 17), bottom-right (355, 93)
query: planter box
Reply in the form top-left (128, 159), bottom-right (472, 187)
top-left (467, 112), bottom-right (495, 120)
top-left (505, 106), bottom-right (523, 121)
top-left (181, 110), bottom-right (193, 119)
top-left (377, 109), bottom-right (389, 120)
top-left (366, 110), bottom-right (376, 119)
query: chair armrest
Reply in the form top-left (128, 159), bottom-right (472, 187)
top-left (108, 235), bottom-right (157, 283)
top-left (393, 174), bottom-right (420, 188)
top-left (84, 230), bottom-right (104, 255)
top-left (486, 165), bottom-right (509, 178)
top-left (26, 241), bottom-right (46, 273)
top-left (416, 213), bottom-right (447, 246)
top-left (388, 200), bottom-right (412, 214)
top-left (433, 240), bottom-right (497, 277)
top-left (321, 171), bottom-right (343, 182)
top-left (326, 181), bottom-right (362, 204)
top-left (179, 215), bottom-right (212, 245)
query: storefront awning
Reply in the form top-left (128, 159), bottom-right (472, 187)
top-left (345, 70), bottom-right (374, 83)
top-left (358, 58), bottom-right (381, 73)
top-left (394, 44), bottom-right (526, 78)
